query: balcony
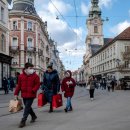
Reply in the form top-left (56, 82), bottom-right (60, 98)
top-left (9, 46), bottom-right (19, 53)
top-left (38, 49), bottom-right (43, 56)
top-left (25, 47), bottom-right (36, 53)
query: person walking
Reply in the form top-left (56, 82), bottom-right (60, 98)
top-left (107, 79), bottom-right (111, 92)
top-left (111, 79), bottom-right (115, 92)
top-left (8, 77), bottom-right (15, 91)
top-left (14, 63), bottom-right (40, 128)
top-left (87, 75), bottom-right (96, 101)
top-left (42, 63), bottom-right (60, 113)
top-left (2, 77), bottom-right (8, 94)
top-left (61, 70), bottom-right (76, 112)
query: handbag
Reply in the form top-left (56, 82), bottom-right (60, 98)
top-left (86, 85), bottom-right (90, 90)
top-left (9, 99), bottom-right (23, 113)
top-left (52, 94), bottom-right (63, 108)
top-left (38, 93), bottom-right (47, 108)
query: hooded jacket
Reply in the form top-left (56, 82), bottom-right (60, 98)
top-left (14, 69), bottom-right (40, 98)
top-left (61, 70), bottom-right (76, 98)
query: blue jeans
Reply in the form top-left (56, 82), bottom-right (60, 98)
top-left (66, 97), bottom-right (72, 110)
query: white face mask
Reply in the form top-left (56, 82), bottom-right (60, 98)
top-left (27, 69), bottom-right (35, 75)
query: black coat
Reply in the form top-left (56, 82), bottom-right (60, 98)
top-left (42, 70), bottom-right (60, 102)
top-left (2, 79), bottom-right (8, 89)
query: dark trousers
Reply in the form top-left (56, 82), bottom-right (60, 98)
top-left (4, 87), bottom-right (8, 94)
top-left (89, 89), bottom-right (95, 98)
top-left (112, 86), bottom-right (114, 92)
top-left (22, 98), bottom-right (36, 121)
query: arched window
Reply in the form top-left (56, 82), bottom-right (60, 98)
top-left (1, 34), bottom-right (5, 52)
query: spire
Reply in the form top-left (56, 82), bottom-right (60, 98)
top-left (89, 0), bottom-right (101, 19)
top-left (91, 0), bottom-right (99, 6)
top-left (11, 0), bottom-right (37, 14)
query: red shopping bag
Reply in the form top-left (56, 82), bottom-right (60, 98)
top-left (52, 94), bottom-right (63, 108)
top-left (38, 93), bottom-right (47, 108)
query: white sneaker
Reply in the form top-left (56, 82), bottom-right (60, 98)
top-left (91, 98), bottom-right (94, 101)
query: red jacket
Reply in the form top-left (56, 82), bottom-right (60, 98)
top-left (61, 70), bottom-right (76, 98)
top-left (14, 70), bottom-right (40, 98)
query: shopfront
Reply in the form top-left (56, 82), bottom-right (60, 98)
top-left (0, 53), bottom-right (12, 89)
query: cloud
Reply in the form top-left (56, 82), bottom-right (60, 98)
top-left (48, 0), bottom-right (72, 15)
top-left (81, 2), bottom-right (90, 16)
top-left (36, 0), bottom-right (85, 70)
top-left (99, 0), bottom-right (113, 8)
top-left (110, 20), bottom-right (130, 35)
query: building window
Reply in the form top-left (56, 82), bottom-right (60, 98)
top-left (28, 38), bottom-right (33, 47)
top-left (46, 45), bottom-right (49, 54)
top-left (12, 37), bottom-right (18, 46)
top-left (28, 58), bottom-right (32, 64)
top-left (124, 61), bottom-right (129, 68)
top-left (1, 7), bottom-right (4, 22)
top-left (125, 46), bottom-right (130, 52)
top-left (113, 45), bottom-right (115, 55)
top-left (13, 21), bottom-right (17, 30)
top-left (28, 21), bottom-right (32, 31)
top-left (94, 26), bottom-right (98, 33)
top-left (12, 57), bottom-right (18, 65)
top-left (1, 34), bottom-right (5, 52)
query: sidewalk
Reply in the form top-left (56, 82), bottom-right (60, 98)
top-left (0, 87), bottom-right (130, 130)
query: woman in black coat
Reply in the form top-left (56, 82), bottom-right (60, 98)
top-left (42, 64), bottom-right (60, 113)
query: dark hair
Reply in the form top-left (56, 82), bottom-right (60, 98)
top-left (47, 65), bottom-right (53, 69)
top-left (24, 63), bottom-right (34, 69)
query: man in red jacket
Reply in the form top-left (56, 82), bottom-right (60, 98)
top-left (14, 63), bottom-right (40, 128)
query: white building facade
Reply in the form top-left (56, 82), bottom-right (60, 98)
top-left (90, 27), bottom-right (130, 80)
top-left (0, 0), bottom-right (12, 89)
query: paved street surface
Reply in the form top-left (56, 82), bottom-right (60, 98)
top-left (0, 87), bottom-right (130, 130)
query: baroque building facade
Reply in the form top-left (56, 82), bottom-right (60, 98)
top-left (9, 0), bottom-right (51, 80)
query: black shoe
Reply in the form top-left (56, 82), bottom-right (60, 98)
top-left (30, 115), bottom-right (37, 123)
top-left (19, 121), bottom-right (26, 128)
top-left (64, 108), bottom-right (68, 113)
top-left (48, 109), bottom-right (53, 113)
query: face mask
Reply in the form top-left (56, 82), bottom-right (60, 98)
top-left (27, 69), bottom-right (34, 75)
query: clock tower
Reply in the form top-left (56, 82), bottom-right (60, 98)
top-left (86, 0), bottom-right (103, 48)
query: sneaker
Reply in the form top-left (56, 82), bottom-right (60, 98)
top-left (91, 98), bottom-right (94, 101)
top-left (30, 115), bottom-right (37, 123)
top-left (19, 121), bottom-right (26, 128)
top-left (68, 106), bottom-right (73, 111)
top-left (64, 108), bottom-right (68, 113)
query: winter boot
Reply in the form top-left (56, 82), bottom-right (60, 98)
top-left (49, 103), bottom-right (53, 113)
top-left (30, 115), bottom-right (37, 123)
top-left (19, 120), bottom-right (26, 128)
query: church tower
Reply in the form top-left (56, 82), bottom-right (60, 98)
top-left (86, 0), bottom-right (103, 48)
